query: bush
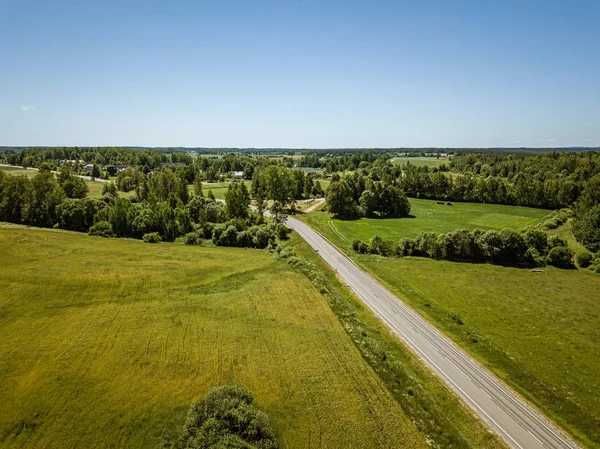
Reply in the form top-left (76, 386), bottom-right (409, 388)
top-left (184, 232), bottom-right (201, 245)
top-left (358, 241), bottom-right (369, 254)
top-left (143, 232), bottom-right (162, 243)
top-left (217, 225), bottom-right (239, 247)
top-left (179, 385), bottom-right (278, 449)
top-left (548, 236), bottom-right (567, 249)
top-left (88, 221), bottom-right (114, 238)
top-left (573, 205), bottom-right (600, 252)
top-left (547, 246), bottom-right (575, 269)
top-left (576, 251), bottom-right (594, 268)
top-left (352, 239), bottom-right (361, 252)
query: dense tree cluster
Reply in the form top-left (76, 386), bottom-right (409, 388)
top-left (352, 227), bottom-right (575, 269)
top-left (0, 169), bottom-right (286, 248)
top-left (325, 172), bottom-right (411, 219)
top-left (178, 385), bottom-right (278, 449)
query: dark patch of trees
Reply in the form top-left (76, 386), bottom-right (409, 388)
top-left (352, 227), bottom-right (575, 269)
top-left (177, 385), bottom-right (278, 449)
top-left (0, 169), bottom-right (287, 249)
top-left (325, 173), bottom-right (411, 219)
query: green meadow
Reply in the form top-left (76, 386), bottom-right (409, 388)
top-left (0, 226), bottom-right (429, 449)
top-left (304, 198), bottom-right (550, 247)
top-left (195, 180), bottom-right (253, 200)
top-left (0, 166), bottom-right (38, 178)
top-left (390, 156), bottom-right (450, 168)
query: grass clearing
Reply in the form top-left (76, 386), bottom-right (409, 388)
top-left (305, 198), bottom-right (550, 248)
top-left (391, 157), bottom-right (450, 168)
top-left (356, 256), bottom-right (600, 448)
top-left (193, 180), bottom-right (252, 200)
top-left (0, 226), bottom-right (428, 449)
top-left (0, 166), bottom-right (38, 178)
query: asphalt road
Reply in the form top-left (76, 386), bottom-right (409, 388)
top-left (285, 215), bottom-right (579, 449)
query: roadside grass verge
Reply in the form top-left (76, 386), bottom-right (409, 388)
top-left (0, 226), bottom-right (428, 449)
top-left (280, 233), bottom-right (507, 449)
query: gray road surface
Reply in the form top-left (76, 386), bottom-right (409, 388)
top-left (286, 215), bottom-right (578, 449)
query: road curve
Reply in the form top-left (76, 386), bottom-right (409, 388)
top-left (286, 215), bottom-right (578, 449)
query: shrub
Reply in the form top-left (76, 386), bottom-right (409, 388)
top-left (184, 232), bottom-right (201, 245)
top-left (236, 230), bottom-right (253, 248)
top-left (358, 241), bottom-right (369, 254)
top-left (524, 227), bottom-right (548, 255)
top-left (576, 251), bottom-right (593, 268)
top-left (548, 236), bottom-right (567, 249)
top-left (352, 239), bottom-right (361, 252)
top-left (88, 221), bottom-right (114, 238)
top-left (179, 385), bottom-right (278, 449)
top-left (143, 232), bottom-right (162, 243)
top-left (573, 205), bottom-right (600, 252)
top-left (547, 246), bottom-right (575, 269)
top-left (217, 225), bottom-right (239, 247)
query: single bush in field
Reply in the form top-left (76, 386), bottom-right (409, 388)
top-left (184, 232), bottom-right (201, 245)
top-left (88, 221), bottom-right (114, 238)
top-left (179, 385), bottom-right (278, 449)
top-left (143, 232), bottom-right (162, 243)
top-left (576, 251), bottom-right (593, 268)
top-left (547, 246), bottom-right (575, 269)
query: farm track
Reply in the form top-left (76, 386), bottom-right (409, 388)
top-left (286, 215), bottom-right (580, 449)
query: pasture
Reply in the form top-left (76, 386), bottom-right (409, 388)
top-left (0, 166), bottom-right (38, 178)
top-left (357, 256), bottom-right (600, 448)
top-left (0, 227), bottom-right (427, 449)
top-left (196, 180), bottom-right (253, 200)
top-left (304, 198), bottom-right (550, 248)
top-left (390, 156), bottom-right (450, 168)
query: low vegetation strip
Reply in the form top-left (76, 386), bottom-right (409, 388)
top-left (0, 226), bottom-right (428, 449)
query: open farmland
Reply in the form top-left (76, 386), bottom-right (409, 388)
top-left (194, 180), bottom-right (253, 200)
top-left (0, 166), bottom-right (38, 178)
top-left (0, 227), bottom-right (428, 449)
top-left (304, 198), bottom-right (549, 248)
top-left (390, 156), bottom-right (450, 168)
top-left (355, 256), bottom-right (600, 447)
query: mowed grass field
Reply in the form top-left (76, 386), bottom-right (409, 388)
top-left (305, 198), bottom-right (550, 247)
top-left (0, 227), bottom-right (428, 449)
top-left (193, 180), bottom-right (253, 200)
top-left (0, 166), bottom-right (38, 178)
top-left (357, 256), bottom-right (600, 447)
top-left (390, 156), bottom-right (450, 168)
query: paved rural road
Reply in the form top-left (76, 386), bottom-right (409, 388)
top-left (285, 215), bottom-right (579, 449)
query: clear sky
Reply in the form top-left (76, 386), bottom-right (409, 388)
top-left (1, 0), bottom-right (599, 148)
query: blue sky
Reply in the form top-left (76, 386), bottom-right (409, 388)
top-left (1, 0), bottom-right (599, 148)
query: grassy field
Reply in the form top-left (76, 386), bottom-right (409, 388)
top-left (0, 226), bottom-right (429, 449)
top-left (0, 166), bottom-right (38, 178)
top-left (391, 156), bottom-right (451, 168)
top-left (304, 198), bottom-right (550, 247)
top-left (195, 180), bottom-right (253, 200)
top-left (356, 256), bottom-right (600, 448)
